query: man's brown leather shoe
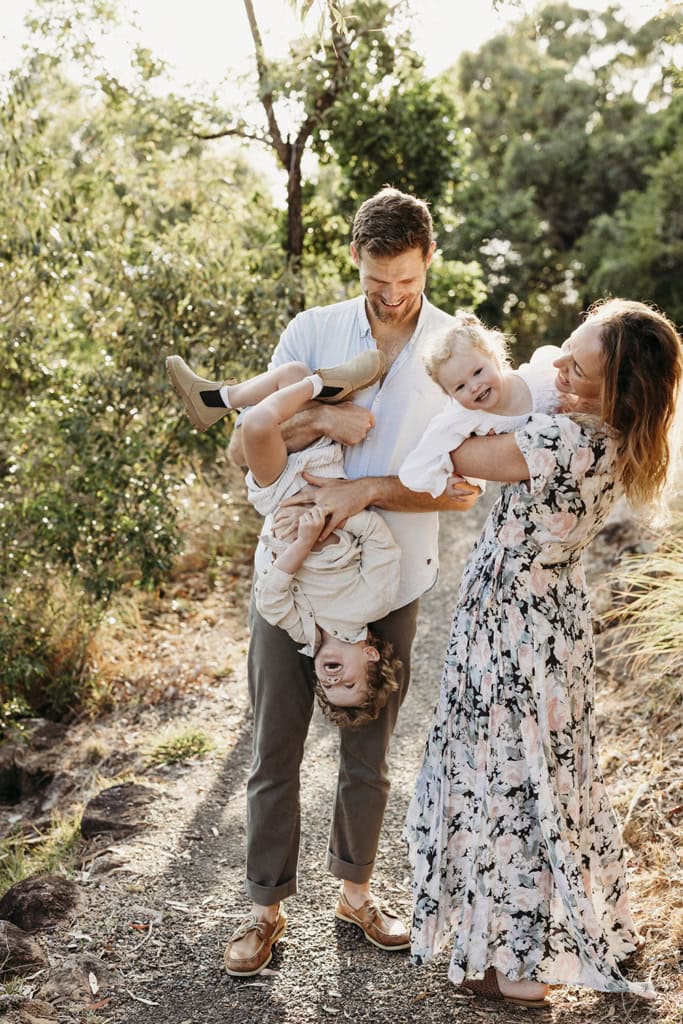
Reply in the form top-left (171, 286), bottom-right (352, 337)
top-left (224, 906), bottom-right (287, 977)
top-left (335, 889), bottom-right (409, 951)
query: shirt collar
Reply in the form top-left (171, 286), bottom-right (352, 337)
top-left (357, 293), bottom-right (432, 342)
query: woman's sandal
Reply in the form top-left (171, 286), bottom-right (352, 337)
top-left (462, 967), bottom-right (550, 1009)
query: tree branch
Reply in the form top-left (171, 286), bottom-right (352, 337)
top-left (243, 0), bottom-right (290, 168)
top-left (0, 281), bottom-right (42, 321)
top-left (293, 0), bottom-right (351, 149)
top-left (192, 127), bottom-right (269, 144)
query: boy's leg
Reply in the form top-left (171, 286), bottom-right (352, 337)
top-left (241, 373), bottom-right (322, 487)
top-left (165, 356), bottom-right (310, 432)
top-left (226, 361), bottom-right (310, 411)
top-left (328, 600), bottom-right (419, 879)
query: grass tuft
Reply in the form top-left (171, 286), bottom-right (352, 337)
top-left (0, 812), bottom-right (82, 893)
top-left (602, 513), bottom-right (683, 676)
top-left (147, 727), bottom-right (214, 767)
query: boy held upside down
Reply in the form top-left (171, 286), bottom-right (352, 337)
top-left (166, 350), bottom-right (402, 727)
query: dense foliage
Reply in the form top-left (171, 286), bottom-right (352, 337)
top-left (1, 0), bottom-right (680, 717)
top-left (439, 2), bottom-right (683, 352)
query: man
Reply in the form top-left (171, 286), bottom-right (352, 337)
top-left (224, 187), bottom-right (479, 976)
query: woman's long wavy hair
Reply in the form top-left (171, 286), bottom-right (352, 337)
top-left (314, 632), bottom-right (401, 730)
top-left (588, 299), bottom-right (683, 515)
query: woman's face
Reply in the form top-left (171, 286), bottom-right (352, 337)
top-left (553, 321), bottom-right (604, 413)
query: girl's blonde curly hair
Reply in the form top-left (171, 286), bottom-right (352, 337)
top-left (421, 309), bottom-right (511, 395)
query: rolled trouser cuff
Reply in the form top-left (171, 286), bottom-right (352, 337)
top-left (246, 874), bottom-right (298, 905)
top-left (326, 849), bottom-right (375, 884)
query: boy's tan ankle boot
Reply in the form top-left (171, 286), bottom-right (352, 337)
top-left (166, 355), bottom-right (234, 432)
top-left (315, 350), bottom-right (385, 404)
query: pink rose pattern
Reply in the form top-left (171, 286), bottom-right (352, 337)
top-left (405, 414), bottom-right (654, 999)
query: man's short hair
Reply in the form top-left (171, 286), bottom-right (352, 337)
top-left (352, 187), bottom-right (434, 259)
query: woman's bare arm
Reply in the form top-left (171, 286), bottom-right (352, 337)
top-left (451, 433), bottom-right (529, 483)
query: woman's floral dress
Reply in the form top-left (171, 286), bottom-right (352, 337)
top-left (405, 414), bottom-right (653, 999)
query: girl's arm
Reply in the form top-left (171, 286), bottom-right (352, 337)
top-left (451, 433), bottom-right (529, 483)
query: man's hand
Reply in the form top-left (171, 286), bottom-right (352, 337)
top-left (228, 400), bottom-right (375, 468)
top-left (280, 474), bottom-right (367, 540)
top-left (319, 402), bottom-right (375, 446)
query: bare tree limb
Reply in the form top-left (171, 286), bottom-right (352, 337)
top-left (191, 127), bottom-right (269, 144)
top-left (242, 0), bottom-right (291, 168)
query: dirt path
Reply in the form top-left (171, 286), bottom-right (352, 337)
top-left (3, 491), bottom-right (677, 1024)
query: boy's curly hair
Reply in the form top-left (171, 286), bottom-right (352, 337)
top-left (314, 632), bottom-right (402, 729)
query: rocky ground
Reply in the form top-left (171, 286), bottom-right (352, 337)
top-left (0, 488), bottom-right (680, 1024)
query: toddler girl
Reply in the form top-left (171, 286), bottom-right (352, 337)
top-left (399, 311), bottom-right (560, 497)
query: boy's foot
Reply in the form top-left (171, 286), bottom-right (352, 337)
top-left (166, 355), bottom-right (234, 432)
top-left (224, 905), bottom-right (287, 977)
top-left (315, 350), bottom-right (385, 404)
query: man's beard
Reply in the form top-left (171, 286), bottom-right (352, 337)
top-left (367, 292), bottom-right (420, 324)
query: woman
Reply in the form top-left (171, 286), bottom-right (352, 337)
top-left (405, 299), bottom-right (682, 1007)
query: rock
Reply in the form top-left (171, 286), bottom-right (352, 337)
top-left (15, 752), bottom-right (56, 801)
top-left (22, 720), bottom-right (70, 752)
top-left (0, 876), bottom-right (87, 933)
top-left (37, 953), bottom-right (117, 1004)
top-left (0, 998), bottom-right (57, 1023)
top-left (0, 920), bottom-right (48, 975)
top-left (80, 782), bottom-right (156, 839)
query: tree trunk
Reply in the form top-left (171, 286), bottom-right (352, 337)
top-left (287, 147), bottom-right (305, 312)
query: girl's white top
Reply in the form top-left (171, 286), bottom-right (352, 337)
top-left (398, 345), bottom-right (562, 497)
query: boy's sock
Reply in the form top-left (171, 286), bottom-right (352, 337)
top-left (304, 373), bottom-right (324, 398)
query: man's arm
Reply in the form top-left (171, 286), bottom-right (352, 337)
top-left (285, 473), bottom-right (480, 540)
top-left (227, 401), bottom-right (375, 468)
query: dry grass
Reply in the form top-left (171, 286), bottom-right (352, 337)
top-left (602, 511), bottom-right (683, 675)
top-left (588, 506), bottom-right (683, 1023)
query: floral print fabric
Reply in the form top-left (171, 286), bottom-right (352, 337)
top-left (405, 414), bottom-right (654, 998)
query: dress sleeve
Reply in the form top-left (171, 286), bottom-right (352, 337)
top-left (514, 413), bottom-right (599, 497)
top-left (517, 346), bottom-right (562, 414)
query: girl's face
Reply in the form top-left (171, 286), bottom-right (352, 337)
top-left (438, 350), bottom-right (505, 412)
top-left (314, 636), bottom-right (379, 708)
top-left (554, 321), bottom-right (604, 413)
